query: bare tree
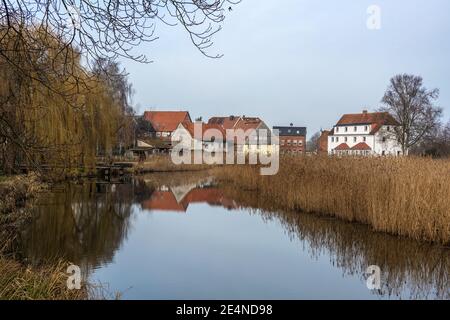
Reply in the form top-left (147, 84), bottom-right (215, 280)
top-left (412, 119), bottom-right (450, 157)
top-left (379, 74), bottom-right (442, 155)
top-left (0, 1), bottom-right (239, 63)
top-left (306, 131), bottom-right (320, 153)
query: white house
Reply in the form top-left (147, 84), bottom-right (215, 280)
top-left (172, 122), bottom-right (228, 152)
top-left (327, 110), bottom-right (403, 156)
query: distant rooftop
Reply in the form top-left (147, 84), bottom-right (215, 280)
top-left (273, 126), bottom-right (306, 136)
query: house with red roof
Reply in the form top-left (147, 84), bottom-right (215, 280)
top-left (143, 111), bottom-right (192, 138)
top-left (207, 115), bottom-right (275, 154)
top-left (327, 110), bottom-right (402, 156)
top-left (172, 121), bottom-right (227, 152)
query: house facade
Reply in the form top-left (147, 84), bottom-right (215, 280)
top-left (327, 110), bottom-right (402, 156)
top-left (272, 125), bottom-right (306, 154)
top-left (208, 115), bottom-right (276, 154)
top-left (172, 122), bottom-right (227, 152)
top-left (143, 111), bottom-right (192, 138)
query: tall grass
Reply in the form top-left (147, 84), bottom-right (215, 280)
top-left (0, 259), bottom-right (87, 300)
top-left (213, 156), bottom-right (450, 245)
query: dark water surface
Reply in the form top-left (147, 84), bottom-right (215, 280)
top-left (18, 172), bottom-right (449, 299)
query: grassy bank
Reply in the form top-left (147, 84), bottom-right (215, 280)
top-left (213, 156), bottom-right (450, 245)
top-left (134, 155), bottom-right (215, 173)
top-left (0, 174), bottom-right (89, 300)
top-left (0, 259), bottom-right (87, 300)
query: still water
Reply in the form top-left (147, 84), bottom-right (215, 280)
top-left (18, 172), bottom-right (449, 299)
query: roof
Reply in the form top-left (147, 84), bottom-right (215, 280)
top-left (336, 112), bottom-right (399, 126)
top-left (143, 111), bottom-right (192, 132)
top-left (178, 122), bottom-right (226, 141)
top-left (208, 116), bottom-right (265, 132)
top-left (234, 117), bottom-right (263, 131)
top-left (273, 126), bottom-right (307, 136)
top-left (334, 143), bottom-right (350, 150)
top-left (351, 142), bottom-right (372, 150)
top-left (208, 116), bottom-right (241, 129)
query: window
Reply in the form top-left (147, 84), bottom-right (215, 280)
top-left (382, 151), bottom-right (386, 156)
top-left (354, 126), bottom-right (357, 132)
top-left (281, 140), bottom-right (285, 146)
top-left (331, 137), bottom-right (334, 142)
top-left (345, 127), bottom-right (348, 132)
top-left (365, 126), bottom-right (368, 131)
top-left (363, 137), bottom-right (366, 142)
top-left (293, 140), bottom-right (297, 146)
top-left (353, 137), bottom-right (357, 142)
top-left (336, 137), bottom-right (339, 142)
top-left (287, 140), bottom-right (291, 146)
top-left (345, 137), bottom-right (348, 142)
top-left (336, 127), bottom-right (339, 132)
top-left (298, 141), bottom-right (303, 146)
top-left (386, 126), bottom-right (390, 131)
top-left (296, 130), bottom-right (300, 134)
top-left (382, 137), bottom-right (386, 142)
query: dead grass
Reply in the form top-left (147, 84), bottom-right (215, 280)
top-left (134, 154), bottom-right (215, 173)
top-left (0, 259), bottom-right (87, 300)
top-left (213, 155), bottom-right (450, 245)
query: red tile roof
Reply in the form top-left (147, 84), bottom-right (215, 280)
top-left (208, 116), bottom-right (241, 129)
top-left (208, 116), bottom-right (263, 132)
top-left (334, 143), bottom-right (350, 150)
top-left (143, 111), bottom-right (192, 132)
top-left (336, 112), bottom-right (399, 134)
top-left (351, 142), bottom-right (372, 150)
top-left (179, 122), bottom-right (226, 141)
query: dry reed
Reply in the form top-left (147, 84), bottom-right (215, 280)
top-left (213, 155), bottom-right (450, 244)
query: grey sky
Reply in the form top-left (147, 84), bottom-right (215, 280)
top-left (120, 0), bottom-right (450, 137)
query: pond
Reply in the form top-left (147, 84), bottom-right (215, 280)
top-left (18, 172), bottom-right (449, 299)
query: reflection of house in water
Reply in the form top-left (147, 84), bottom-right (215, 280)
top-left (141, 184), bottom-right (238, 212)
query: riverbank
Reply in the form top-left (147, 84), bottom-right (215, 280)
top-left (0, 174), bottom-right (88, 300)
top-left (213, 156), bottom-right (450, 245)
top-left (133, 155), bottom-right (215, 174)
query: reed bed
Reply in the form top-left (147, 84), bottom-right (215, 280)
top-left (213, 155), bottom-right (450, 245)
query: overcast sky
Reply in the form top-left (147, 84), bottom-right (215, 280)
top-left (119, 0), bottom-right (450, 137)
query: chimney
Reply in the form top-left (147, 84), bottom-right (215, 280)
top-left (362, 109), bottom-right (368, 114)
top-left (290, 123), bottom-right (293, 127)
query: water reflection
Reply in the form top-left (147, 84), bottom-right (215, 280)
top-left (19, 179), bottom-right (152, 270)
top-left (18, 173), bottom-right (449, 299)
top-left (219, 186), bottom-right (450, 299)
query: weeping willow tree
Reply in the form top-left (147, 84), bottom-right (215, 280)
top-left (0, 25), bottom-right (133, 175)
